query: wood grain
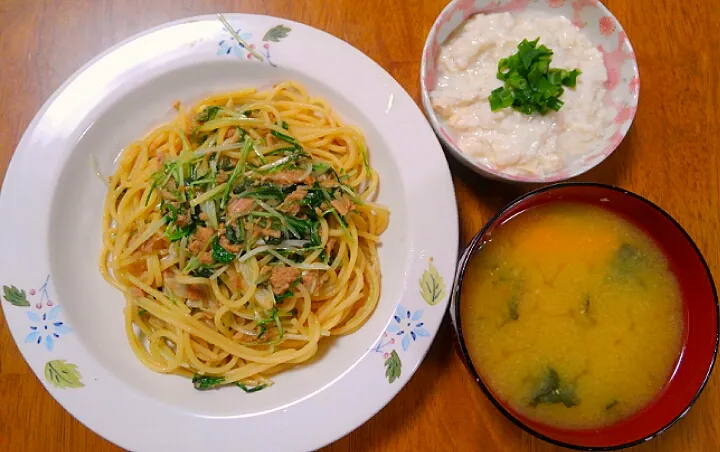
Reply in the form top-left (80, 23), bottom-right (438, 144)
top-left (1, 1), bottom-right (718, 451)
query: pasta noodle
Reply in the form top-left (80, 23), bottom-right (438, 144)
top-left (99, 81), bottom-right (389, 391)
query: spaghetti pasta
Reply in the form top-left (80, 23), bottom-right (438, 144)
top-left (100, 81), bottom-right (389, 391)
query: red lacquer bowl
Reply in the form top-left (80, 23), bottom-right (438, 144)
top-left (450, 183), bottom-right (719, 450)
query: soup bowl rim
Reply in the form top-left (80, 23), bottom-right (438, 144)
top-left (450, 181), bottom-right (720, 451)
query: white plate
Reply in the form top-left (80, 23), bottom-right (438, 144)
top-left (0, 13), bottom-right (458, 452)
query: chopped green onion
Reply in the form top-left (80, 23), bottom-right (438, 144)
top-left (488, 38), bottom-right (581, 115)
top-left (563, 69), bottom-right (581, 88)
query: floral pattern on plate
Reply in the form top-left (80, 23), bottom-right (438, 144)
top-left (3, 276), bottom-right (84, 389)
top-left (217, 24), bottom-right (292, 67)
top-left (376, 258), bottom-right (447, 383)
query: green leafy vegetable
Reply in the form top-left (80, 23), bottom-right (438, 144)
top-left (283, 214), bottom-right (318, 240)
top-left (609, 243), bottom-right (647, 285)
top-left (189, 177), bottom-right (215, 186)
top-left (192, 373), bottom-right (225, 390)
top-left (615, 243), bottom-right (641, 265)
top-left (145, 167), bottom-right (169, 205)
top-left (164, 203), bottom-right (179, 221)
top-left (309, 220), bottom-right (321, 246)
top-left (145, 160), bottom-right (187, 205)
top-left (190, 266), bottom-right (214, 278)
top-left (196, 106), bottom-right (220, 123)
top-left (301, 187), bottom-right (326, 209)
top-left (274, 307), bottom-right (284, 338)
top-left (270, 129), bottom-right (300, 148)
top-left (212, 237), bottom-right (236, 264)
top-left (165, 223), bottom-right (194, 242)
top-left (312, 162), bottom-right (332, 175)
top-left (274, 277), bottom-right (302, 303)
top-left (252, 141), bottom-right (267, 165)
top-left (218, 157), bottom-right (234, 172)
top-left (508, 294), bottom-right (520, 321)
top-left (255, 154), bottom-right (303, 175)
top-left (275, 290), bottom-right (294, 302)
top-left (319, 188), bottom-right (351, 239)
top-left (254, 307), bottom-right (284, 342)
top-left (225, 219), bottom-right (245, 244)
top-left (235, 183), bottom-right (285, 200)
top-left (265, 146), bottom-right (298, 156)
top-left (581, 295), bottom-right (591, 316)
top-left (359, 146), bottom-right (371, 176)
top-left (189, 126), bottom-right (208, 145)
top-left (489, 38), bottom-right (581, 115)
top-left (221, 139), bottom-right (253, 209)
top-left (183, 256), bottom-right (202, 273)
top-left (236, 382), bottom-right (268, 393)
top-left (530, 368), bottom-right (579, 408)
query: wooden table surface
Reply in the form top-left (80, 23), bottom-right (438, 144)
top-left (1, 0), bottom-right (718, 451)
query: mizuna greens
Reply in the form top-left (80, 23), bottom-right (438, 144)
top-left (101, 81), bottom-right (389, 392)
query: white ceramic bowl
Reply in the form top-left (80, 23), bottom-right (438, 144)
top-left (420, 0), bottom-right (640, 183)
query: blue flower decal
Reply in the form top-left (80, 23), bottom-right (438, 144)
top-left (386, 304), bottom-right (430, 351)
top-left (217, 29), bottom-right (254, 57)
top-left (24, 306), bottom-right (72, 352)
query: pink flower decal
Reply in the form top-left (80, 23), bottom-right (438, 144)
top-left (571, 0), bottom-right (599, 29)
top-left (548, 0), bottom-right (565, 8)
top-left (599, 17), bottom-right (616, 36)
top-left (629, 76), bottom-right (640, 94)
top-left (246, 44), bottom-right (257, 60)
top-left (600, 32), bottom-right (635, 92)
top-left (481, 0), bottom-right (533, 14)
top-left (614, 105), bottom-right (636, 125)
top-left (217, 24), bottom-right (291, 68)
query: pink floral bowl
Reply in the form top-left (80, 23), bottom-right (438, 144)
top-left (420, 0), bottom-right (640, 183)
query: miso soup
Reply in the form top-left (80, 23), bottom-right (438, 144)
top-left (460, 202), bottom-right (684, 430)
